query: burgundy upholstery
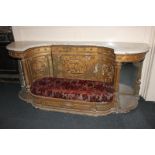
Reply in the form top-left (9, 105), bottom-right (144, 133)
top-left (30, 77), bottom-right (114, 103)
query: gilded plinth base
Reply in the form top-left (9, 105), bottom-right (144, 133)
top-left (32, 103), bottom-right (116, 117)
top-left (18, 89), bottom-right (139, 116)
top-left (18, 89), bottom-right (117, 116)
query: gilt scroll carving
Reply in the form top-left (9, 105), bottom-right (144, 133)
top-left (61, 55), bottom-right (97, 74)
top-left (28, 55), bottom-right (50, 80)
top-left (62, 55), bottom-right (88, 74)
top-left (21, 46), bottom-right (53, 88)
top-left (52, 45), bottom-right (115, 82)
top-left (102, 64), bottom-right (115, 82)
top-left (52, 46), bottom-right (100, 80)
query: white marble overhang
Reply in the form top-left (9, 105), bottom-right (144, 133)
top-left (7, 41), bottom-right (150, 55)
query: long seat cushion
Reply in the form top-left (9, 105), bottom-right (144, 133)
top-left (30, 77), bottom-right (114, 103)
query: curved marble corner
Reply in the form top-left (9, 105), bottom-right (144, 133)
top-left (7, 41), bottom-right (150, 55)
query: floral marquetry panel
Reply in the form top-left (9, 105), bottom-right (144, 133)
top-left (53, 54), bottom-right (99, 80)
top-left (101, 64), bottom-right (115, 83)
top-left (21, 47), bottom-right (53, 88)
top-left (26, 55), bottom-right (53, 80)
top-left (51, 46), bottom-right (115, 82)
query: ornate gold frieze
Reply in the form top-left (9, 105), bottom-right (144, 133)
top-left (61, 55), bottom-right (94, 74)
top-left (116, 53), bottom-right (146, 62)
top-left (52, 45), bottom-right (115, 83)
top-left (18, 46), bottom-right (53, 89)
top-left (101, 64), bottom-right (115, 82)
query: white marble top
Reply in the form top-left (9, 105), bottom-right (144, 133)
top-left (7, 41), bottom-right (150, 55)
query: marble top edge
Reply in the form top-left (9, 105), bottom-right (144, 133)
top-left (7, 41), bottom-right (150, 54)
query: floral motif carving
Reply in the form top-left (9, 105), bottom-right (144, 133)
top-left (31, 59), bottom-right (47, 74)
top-left (102, 64), bottom-right (114, 82)
top-left (61, 55), bottom-right (96, 74)
top-left (28, 56), bottom-right (50, 81)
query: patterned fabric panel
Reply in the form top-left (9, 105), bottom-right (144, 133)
top-left (30, 77), bottom-right (114, 103)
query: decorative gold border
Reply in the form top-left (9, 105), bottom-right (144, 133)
top-left (29, 92), bottom-right (116, 116)
top-left (9, 46), bottom-right (147, 63)
top-left (116, 53), bottom-right (146, 62)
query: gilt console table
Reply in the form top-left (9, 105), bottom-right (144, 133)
top-left (7, 42), bottom-right (149, 116)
